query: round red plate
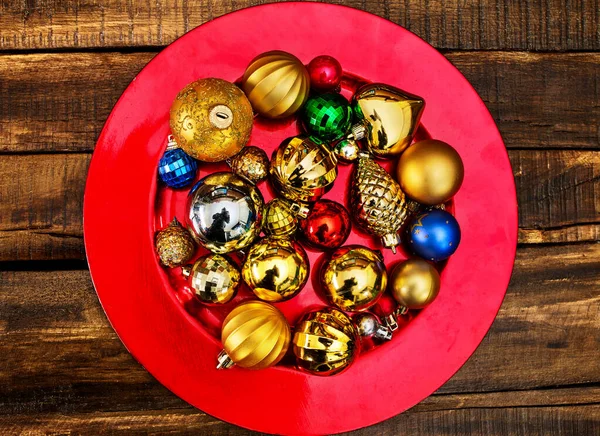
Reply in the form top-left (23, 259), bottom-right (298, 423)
top-left (84, 3), bottom-right (517, 434)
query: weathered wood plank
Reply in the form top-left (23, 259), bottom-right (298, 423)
top-left (0, 0), bottom-right (598, 51)
top-left (1, 51), bottom-right (599, 154)
top-left (1, 243), bottom-right (598, 419)
top-left (1, 149), bottom-right (597, 261)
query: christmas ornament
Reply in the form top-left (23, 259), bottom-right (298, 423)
top-left (350, 83), bottom-right (425, 158)
top-left (320, 245), bottom-right (387, 312)
top-left (270, 136), bottom-right (338, 203)
top-left (187, 172), bottom-right (263, 254)
top-left (158, 135), bottom-right (198, 188)
top-left (242, 236), bottom-right (309, 302)
top-left (389, 258), bottom-right (440, 309)
top-left (262, 198), bottom-right (300, 238)
top-left (301, 93), bottom-right (352, 141)
top-left (332, 138), bottom-right (360, 163)
top-left (229, 146), bottom-right (269, 185)
top-left (241, 50), bottom-right (310, 119)
top-left (353, 312), bottom-right (392, 341)
top-left (406, 209), bottom-right (461, 261)
top-left (350, 154), bottom-right (411, 252)
top-left (217, 300), bottom-right (291, 370)
top-left (182, 253), bottom-right (240, 305)
top-left (170, 78), bottom-right (253, 162)
top-left (307, 55), bottom-right (343, 92)
top-left (292, 307), bottom-right (358, 376)
top-left (397, 140), bottom-right (464, 205)
top-left (155, 218), bottom-right (195, 267)
top-left (299, 199), bottom-right (351, 250)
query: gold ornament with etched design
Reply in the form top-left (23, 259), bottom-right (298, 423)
top-left (170, 78), bottom-right (253, 162)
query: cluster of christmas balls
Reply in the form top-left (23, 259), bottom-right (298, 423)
top-left (155, 51), bottom-right (464, 375)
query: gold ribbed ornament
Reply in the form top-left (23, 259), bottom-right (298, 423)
top-left (292, 308), bottom-right (359, 376)
top-left (241, 51), bottom-right (310, 119)
top-left (270, 136), bottom-right (338, 203)
top-left (350, 154), bottom-right (410, 253)
top-left (217, 300), bottom-right (291, 370)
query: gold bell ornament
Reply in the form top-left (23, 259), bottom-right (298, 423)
top-left (350, 153), bottom-right (412, 252)
top-left (228, 145), bottom-right (270, 185)
top-left (217, 300), bottom-right (291, 370)
top-left (349, 82), bottom-right (425, 158)
top-left (241, 50), bottom-right (310, 119)
top-left (292, 307), bottom-right (359, 376)
top-left (262, 198), bottom-right (309, 239)
top-left (170, 78), bottom-right (254, 162)
top-left (270, 135), bottom-right (338, 203)
top-left (389, 258), bottom-right (441, 309)
top-left (242, 236), bottom-right (309, 302)
top-left (320, 245), bottom-right (387, 312)
top-left (182, 253), bottom-right (240, 305)
top-left (396, 139), bottom-right (464, 205)
top-left (155, 218), bottom-right (195, 267)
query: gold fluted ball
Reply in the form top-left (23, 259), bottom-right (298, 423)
top-left (270, 136), bottom-right (338, 203)
top-left (242, 237), bottom-right (309, 302)
top-left (170, 78), bottom-right (253, 162)
top-left (292, 308), bottom-right (359, 376)
top-left (352, 83), bottom-right (425, 158)
top-left (389, 258), bottom-right (441, 309)
top-left (229, 146), bottom-right (269, 184)
top-left (155, 218), bottom-right (195, 267)
top-left (262, 198), bottom-right (298, 238)
top-left (241, 50), bottom-right (310, 119)
top-left (396, 140), bottom-right (464, 205)
top-left (183, 254), bottom-right (240, 305)
top-left (320, 245), bottom-right (387, 312)
top-left (218, 300), bottom-right (291, 370)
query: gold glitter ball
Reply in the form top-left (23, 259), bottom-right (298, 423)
top-left (229, 146), bottom-right (269, 184)
top-left (155, 218), bottom-right (195, 267)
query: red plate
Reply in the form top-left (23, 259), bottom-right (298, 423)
top-left (84, 3), bottom-right (517, 434)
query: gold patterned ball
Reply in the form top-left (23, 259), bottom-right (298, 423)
top-left (155, 218), bottom-right (195, 267)
top-left (242, 236), bottom-right (309, 302)
top-left (229, 146), bottom-right (269, 184)
top-left (389, 258), bottom-right (441, 309)
top-left (182, 254), bottom-right (240, 305)
top-left (218, 300), bottom-right (291, 370)
top-left (241, 51), bottom-right (310, 119)
top-left (262, 198), bottom-right (298, 238)
top-left (396, 139), bottom-right (464, 205)
top-left (170, 78), bottom-right (253, 162)
top-left (320, 245), bottom-right (387, 312)
top-left (292, 307), bottom-right (359, 376)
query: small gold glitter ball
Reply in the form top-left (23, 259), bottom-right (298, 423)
top-left (155, 218), bottom-right (195, 267)
top-left (262, 198), bottom-right (298, 238)
top-left (170, 78), bottom-right (254, 162)
top-left (183, 254), bottom-right (240, 305)
top-left (229, 146), bottom-right (269, 184)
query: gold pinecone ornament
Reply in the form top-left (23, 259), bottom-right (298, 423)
top-left (350, 154), bottom-right (410, 253)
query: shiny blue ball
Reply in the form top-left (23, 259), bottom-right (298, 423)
top-left (406, 209), bottom-right (461, 262)
top-left (158, 148), bottom-right (198, 189)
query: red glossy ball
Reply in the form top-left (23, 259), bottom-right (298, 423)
top-left (300, 199), bottom-right (351, 250)
top-left (307, 55), bottom-right (343, 92)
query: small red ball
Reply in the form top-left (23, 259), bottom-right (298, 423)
top-left (307, 55), bottom-right (343, 92)
top-left (300, 200), bottom-right (351, 250)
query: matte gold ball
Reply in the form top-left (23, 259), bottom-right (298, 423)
top-left (241, 51), bottom-right (310, 119)
top-left (320, 245), bottom-right (387, 312)
top-left (221, 301), bottom-right (291, 369)
top-left (242, 237), bottom-right (309, 302)
top-left (396, 140), bottom-right (464, 205)
top-left (389, 258), bottom-right (441, 309)
top-left (170, 78), bottom-right (253, 162)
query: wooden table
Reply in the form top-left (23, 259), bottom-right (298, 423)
top-left (1, 1), bottom-right (598, 434)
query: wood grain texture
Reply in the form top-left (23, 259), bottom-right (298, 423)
top-left (1, 149), bottom-right (597, 261)
top-left (1, 51), bottom-right (599, 154)
top-left (0, 243), bottom-right (599, 432)
top-left (0, 0), bottom-right (599, 51)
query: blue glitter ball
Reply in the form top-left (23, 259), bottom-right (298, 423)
top-left (406, 209), bottom-right (461, 262)
top-left (158, 148), bottom-right (198, 189)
